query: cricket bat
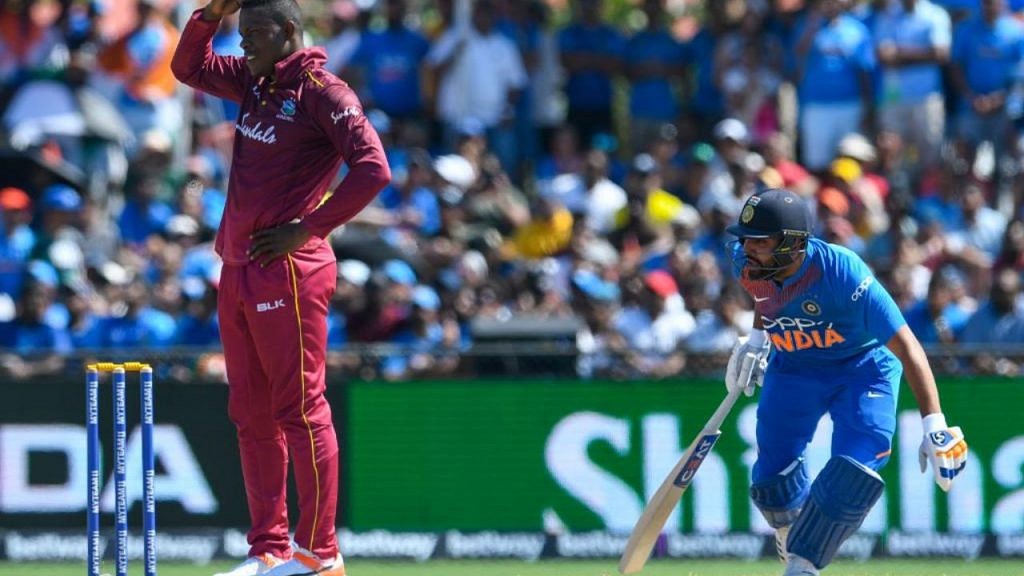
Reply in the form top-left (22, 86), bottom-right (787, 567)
top-left (617, 386), bottom-right (744, 574)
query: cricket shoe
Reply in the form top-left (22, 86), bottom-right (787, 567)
top-left (781, 554), bottom-right (819, 576)
top-left (774, 525), bottom-right (790, 563)
top-left (264, 545), bottom-right (345, 576)
top-left (213, 553), bottom-right (287, 576)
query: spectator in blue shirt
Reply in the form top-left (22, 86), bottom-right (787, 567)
top-left (182, 154), bottom-right (227, 233)
top-left (103, 277), bottom-right (177, 348)
top-left (378, 149), bottom-right (442, 242)
top-left (874, 0), bottom-right (951, 172)
top-left (961, 268), bottom-right (1024, 342)
top-left (903, 268), bottom-right (971, 344)
top-left (347, 0), bottom-right (430, 121)
top-left (327, 264), bottom-right (360, 348)
top-left (381, 284), bottom-right (454, 380)
top-left (0, 280), bottom-right (71, 379)
top-left (852, 0), bottom-right (888, 33)
top-left (118, 176), bottom-right (175, 249)
top-left (497, 0), bottom-right (542, 181)
top-left (0, 187), bottom-right (36, 298)
top-left (175, 277), bottom-right (220, 347)
top-left (946, 183), bottom-right (1008, 262)
top-left (624, 0), bottom-right (685, 152)
top-left (936, 0), bottom-right (1022, 21)
top-left (713, 4), bottom-right (785, 143)
top-left (950, 0), bottom-right (1024, 165)
top-left (535, 124), bottom-right (585, 183)
top-left (683, 4), bottom-right (727, 138)
top-left (558, 0), bottom-right (625, 149)
top-left (29, 184), bottom-right (84, 265)
top-left (326, 259), bottom-right (371, 374)
top-left (65, 282), bottom-right (106, 350)
top-left (794, 0), bottom-right (876, 171)
top-left (960, 268), bottom-right (1024, 373)
top-left (572, 268), bottom-right (626, 378)
top-left (692, 198), bottom-right (740, 273)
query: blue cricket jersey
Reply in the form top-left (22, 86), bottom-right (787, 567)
top-left (736, 238), bottom-right (906, 368)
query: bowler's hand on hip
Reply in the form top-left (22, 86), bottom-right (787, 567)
top-left (725, 331), bottom-right (770, 397)
top-left (919, 413), bottom-right (968, 492)
top-left (249, 221), bottom-right (312, 267)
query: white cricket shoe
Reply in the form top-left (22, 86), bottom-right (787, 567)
top-left (774, 525), bottom-right (790, 563)
top-left (263, 545), bottom-right (345, 576)
top-left (781, 554), bottom-right (819, 576)
top-left (213, 553), bottom-right (287, 576)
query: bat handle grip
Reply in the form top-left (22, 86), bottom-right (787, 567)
top-left (706, 387), bottom-right (743, 432)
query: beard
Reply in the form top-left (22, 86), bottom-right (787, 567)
top-left (744, 253), bottom-right (798, 281)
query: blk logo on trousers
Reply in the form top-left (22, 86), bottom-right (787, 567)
top-left (257, 299), bottom-right (286, 313)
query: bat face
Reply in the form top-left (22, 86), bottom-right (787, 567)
top-left (618, 389), bottom-right (742, 574)
top-left (617, 431), bottom-right (725, 574)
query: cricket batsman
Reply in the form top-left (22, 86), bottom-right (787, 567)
top-left (172, 0), bottom-right (390, 574)
top-left (725, 188), bottom-right (968, 576)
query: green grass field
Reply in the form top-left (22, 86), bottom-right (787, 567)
top-left (1, 559), bottom-right (1018, 576)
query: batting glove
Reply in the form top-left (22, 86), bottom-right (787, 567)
top-left (725, 330), bottom-right (770, 397)
top-left (919, 413), bottom-right (968, 492)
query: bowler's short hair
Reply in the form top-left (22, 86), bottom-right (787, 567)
top-left (242, 0), bottom-right (303, 29)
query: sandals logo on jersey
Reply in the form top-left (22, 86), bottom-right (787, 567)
top-left (761, 315), bottom-right (846, 352)
top-left (235, 113), bottom-right (278, 145)
top-left (277, 98), bottom-right (298, 122)
top-left (331, 106), bottom-right (361, 124)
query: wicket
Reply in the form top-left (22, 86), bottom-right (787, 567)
top-left (86, 362), bottom-right (156, 576)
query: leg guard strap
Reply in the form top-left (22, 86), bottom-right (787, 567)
top-left (751, 458), bottom-right (810, 528)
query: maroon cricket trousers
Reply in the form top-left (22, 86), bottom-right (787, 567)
top-left (217, 239), bottom-right (340, 561)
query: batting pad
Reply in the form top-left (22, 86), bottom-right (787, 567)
top-left (787, 455), bottom-right (884, 569)
top-left (750, 458), bottom-right (810, 528)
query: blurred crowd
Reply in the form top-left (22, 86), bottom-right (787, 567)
top-left (4, 0), bottom-right (1024, 382)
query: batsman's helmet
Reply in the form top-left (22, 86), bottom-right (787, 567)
top-left (727, 188), bottom-right (812, 280)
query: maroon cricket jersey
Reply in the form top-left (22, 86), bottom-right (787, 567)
top-left (171, 9), bottom-right (390, 266)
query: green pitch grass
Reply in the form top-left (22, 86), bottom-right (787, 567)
top-left (0, 559), bottom-right (1018, 576)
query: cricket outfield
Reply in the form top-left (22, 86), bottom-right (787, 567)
top-left (0, 559), bottom-right (1018, 576)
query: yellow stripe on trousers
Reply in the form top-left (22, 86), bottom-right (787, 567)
top-left (287, 255), bottom-right (321, 551)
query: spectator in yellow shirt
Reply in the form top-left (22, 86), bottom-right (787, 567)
top-left (506, 197), bottom-right (573, 259)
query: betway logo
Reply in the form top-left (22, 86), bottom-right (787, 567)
top-left (446, 531), bottom-right (545, 560)
top-left (337, 529), bottom-right (438, 561)
top-left (257, 299), bottom-right (286, 313)
top-left (887, 531), bottom-right (985, 559)
top-left (235, 113), bottom-right (277, 144)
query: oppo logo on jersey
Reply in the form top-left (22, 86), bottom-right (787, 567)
top-left (761, 315), bottom-right (847, 352)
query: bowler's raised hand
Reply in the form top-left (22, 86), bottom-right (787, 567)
top-left (202, 0), bottom-right (241, 21)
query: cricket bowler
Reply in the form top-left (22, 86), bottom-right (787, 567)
top-left (172, 0), bottom-right (391, 573)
